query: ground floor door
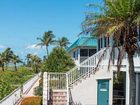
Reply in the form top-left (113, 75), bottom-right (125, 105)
top-left (97, 79), bottom-right (109, 105)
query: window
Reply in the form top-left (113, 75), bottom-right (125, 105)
top-left (139, 26), bottom-right (140, 41)
top-left (80, 49), bottom-right (88, 57)
top-left (101, 38), bottom-right (103, 48)
top-left (107, 37), bottom-right (110, 46)
top-left (104, 37), bottom-right (107, 47)
top-left (101, 83), bottom-right (107, 89)
top-left (98, 39), bottom-right (100, 51)
top-left (89, 49), bottom-right (96, 56)
top-left (73, 51), bottom-right (76, 58)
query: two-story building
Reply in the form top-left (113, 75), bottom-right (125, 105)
top-left (67, 36), bottom-right (97, 66)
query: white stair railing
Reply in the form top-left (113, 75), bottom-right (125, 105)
top-left (46, 72), bottom-right (69, 105)
top-left (67, 48), bottom-right (105, 86)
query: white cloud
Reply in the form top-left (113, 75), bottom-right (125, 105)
top-left (0, 45), bottom-right (6, 49)
top-left (26, 44), bottom-right (42, 50)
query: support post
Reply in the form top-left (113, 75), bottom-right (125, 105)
top-left (126, 56), bottom-right (130, 105)
top-left (66, 73), bottom-right (69, 105)
top-left (43, 72), bottom-right (48, 105)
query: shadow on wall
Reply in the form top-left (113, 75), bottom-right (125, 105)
top-left (74, 102), bottom-right (82, 105)
top-left (69, 89), bottom-right (82, 105)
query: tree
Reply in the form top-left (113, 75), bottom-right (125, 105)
top-left (3, 48), bottom-right (13, 70)
top-left (43, 47), bottom-right (75, 72)
top-left (26, 54), bottom-right (32, 67)
top-left (26, 54), bottom-right (42, 73)
top-left (37, 31), bottom-right (55, 56)
top-left (11, 54), bottom-right (22, 71)
top-left (0, 53), bottom-right (5, 71)
top-left (55, 37), bottom-right (70, 49)
top-left (82, 0), bottom-right (140, 105)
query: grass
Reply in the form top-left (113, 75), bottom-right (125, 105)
top-left (0, 67), bottom-right (35, 100)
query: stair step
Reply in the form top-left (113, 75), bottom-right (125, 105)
top-left (50, 89), bottom-right (67, 105)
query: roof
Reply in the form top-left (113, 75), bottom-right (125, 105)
top-left (67, 36), bottom-right (97, 52)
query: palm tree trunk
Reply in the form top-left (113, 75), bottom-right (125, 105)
top-left (6, 62), bottom-right (8, 70)
top-left (2, 63), bottom-right (4, 71)
top-left (128, 53), bottom-right (136, 105)
top-left (46, 46), bottom-right (49, 56)
top-left (14, 63), bottom-right (17, 71)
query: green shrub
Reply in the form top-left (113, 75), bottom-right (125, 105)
top-left (0, 67), bottom-right (35, 100)
top-left (34, 79), bottom-right (43, 96)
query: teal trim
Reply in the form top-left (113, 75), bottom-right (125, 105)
top-left (67, 36), bottom-right (97, 52)
top-left (97, 80), bottom-right (109, 105)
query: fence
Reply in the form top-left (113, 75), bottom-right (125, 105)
top-left (0, 72), bottom-right (41, 105)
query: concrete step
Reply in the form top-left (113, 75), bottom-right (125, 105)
top-left (50, 89), bottom-right (67, 105)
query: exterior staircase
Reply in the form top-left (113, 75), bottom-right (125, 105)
top-left (43, 48), bottom-right (106, 105)
top-left (49, 90), bottom-right (67, 105)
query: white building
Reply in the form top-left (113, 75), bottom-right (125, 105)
top-left (43, 32), bottom-right (140, 105)
top-left (67, 36), bottom-right (97, 66)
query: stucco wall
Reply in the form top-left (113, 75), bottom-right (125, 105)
top-left (70, 66), bottom-right (113, 105)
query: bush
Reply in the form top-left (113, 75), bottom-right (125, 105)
top-left (20, 97), bottom-right (42, 105)
top-left (34, 79), bottom-right (43, 96)
top-left (0, 67), bottom-right (35, 100)
top-left (43, 47), bottom-right (75, 72)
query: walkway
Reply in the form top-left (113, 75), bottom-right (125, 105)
top-left (18, 77), bottom-right (41, 105)
top-left (24, 77), bottom-right (41, 97)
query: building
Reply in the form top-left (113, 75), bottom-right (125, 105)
top-left (43, 30), bottom-right (140, 105)
top-left (67, 36), bottom-right (97, 66)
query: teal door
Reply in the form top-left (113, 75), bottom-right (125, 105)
top-left (97, 80), bottom-right (109, 105)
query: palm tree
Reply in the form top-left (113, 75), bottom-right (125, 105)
top-left (82, 0), bottom-right (140, 105)
top-left (0, 53), bottom-right (5, 71)
top-left (56, 37), bottom-right (70, 49)
top-left (11, 55), bottom-right (22, 71)
top-left (37, 31), bottom-right (55, 56)
top-left (26, 54), bottom-right (42, 73)
top-left (32, 55), bottom-right (42, 73)
top-left (3, 48), bottom-right (13, 70)
top-left (26, 53), bottom-right (32, 67)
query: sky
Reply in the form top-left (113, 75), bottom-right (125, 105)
top-left (0, 0), bottom-right (102, 60)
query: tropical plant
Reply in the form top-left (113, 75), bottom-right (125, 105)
top-left (3, 48), bottom-right (13, 70)
top-left (82, 0), bottom-right (140, 105)
top-left (55, 37), bottom-right (70, 49)
top-left (34, 79), bottom-right (43, 96)
top-left (0, 68), bottom-right (34, 100)
top-left (26, 54), bottom-right (42, 73)
top-left (11, 54), bottom-right (22, 71)
top-left (43, 47), bottom-right (75, 72)
top-left (37, 31), bottom-right (55, 56)
top-left (26, 54), bottom-right (32, 67)
top-left (0, 53), bottom-right (5, 71)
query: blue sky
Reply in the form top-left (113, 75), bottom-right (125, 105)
top-left (0, 0), bottom-right (102, 59)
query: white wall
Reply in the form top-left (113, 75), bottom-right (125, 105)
top-left (70, 66), bottom-right (113, 105)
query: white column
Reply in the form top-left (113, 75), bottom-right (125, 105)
top-left (136, 73), bottom-right (139, 105)
top-left (126, 58), bottom-right (130, 105)
top-left (109, 69), bottom-right (113, 105)
top-left (66, 73), bottom-right (69, 105)
top-left (78, 48), bottom-right (80, 70)
top-left (43, 72), bottom-right (48, 105)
